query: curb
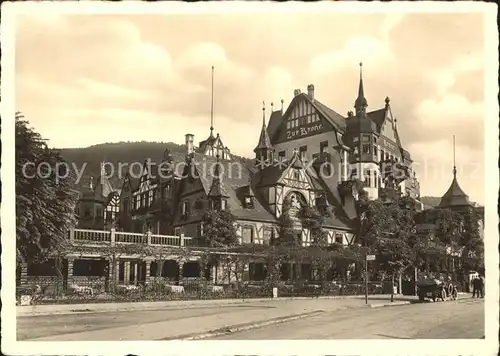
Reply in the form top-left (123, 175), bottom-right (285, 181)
top-left (369, 301), bottom-right (411, 308)
top-left (17, 294), bottom-right (418, 317)
top-left (165, 310), bottom-right (325, 340)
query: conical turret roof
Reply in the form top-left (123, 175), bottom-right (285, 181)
top-left (254, 104), bottom-right (273, 152)
top-left (438, 175), bottom-right (473, 208)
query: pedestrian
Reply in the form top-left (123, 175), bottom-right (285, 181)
top-left (478, 275), bottom-right (485, 298)
top-left (471, 276), bottom-right (478, 298)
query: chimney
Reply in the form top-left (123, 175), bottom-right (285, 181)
top-left (307, 84), bottom-right (315, 100)
top-left (185, 133), bottom-right (194, 155)
top-left (293, 89), bottom-right (301, 97)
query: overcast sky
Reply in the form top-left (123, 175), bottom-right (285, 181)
top-left (15, 11), bottom-right (485, 204)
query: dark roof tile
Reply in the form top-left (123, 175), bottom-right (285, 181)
top-left (267, 110), bottom-right (283, 138)
top-left (312, 99), bottom-right (346, 132)
top-left (438, 176), bottom-right (473, 208)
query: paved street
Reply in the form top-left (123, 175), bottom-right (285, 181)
top-left (17, 296), bottom-right (483, 341)
top-left (210, 298), bottom-right (485, 340)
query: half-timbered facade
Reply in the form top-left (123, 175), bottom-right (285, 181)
top-left (104, 191), bottom-right (120, 229)
top-left (116, 150), bottom-right (184, 234)
top-left (77, 164), bottom-right (121, 230)
top-left (267, 65), bottom-right (422, 208)
top-left (169, 107), bottom-right (356, 249)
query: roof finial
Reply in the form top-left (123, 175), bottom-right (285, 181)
top-left (355, 62), bottom-right (368, 115)
top-left (89, 176), bottom-right (94, 190)
top-left (271, 102), bottom-right (274, 112)
top-left (453, 135), bottom-right (457, 178)
top-left (210, 65), bottom-right (215, 137)
top-left (262, 101), bottom-right (266, 126)
top-left (100, 161), bottom-right (106, 176)
top-left (281, 99), bottom-right (284, 112)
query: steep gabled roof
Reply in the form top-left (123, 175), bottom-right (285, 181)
top-left (267, 110), bottom-right (283, 138)
top-left (367, 100), bottom-right (412, 162)
top-left (367, 108), bottom-right (386, 132)
top-left (312, 99), bottom-right (346, 132)
top-left (189, 153), bottom-right (276, 222)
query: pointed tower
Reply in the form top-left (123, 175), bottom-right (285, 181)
top-left (343, 63), bottom-right (380, 201)
top-left (438, 136), bottom-right (473, 213)
top-left (254, 101), bottom-right (274, 168)
top-left (354, 62), bottom-right (368, 118)
top-left (195, 66), bottom-right (232, 160)
top-left (208, 149), bottom-right (229, 211)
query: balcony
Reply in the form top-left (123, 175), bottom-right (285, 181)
top-left (69, 228), bottom-right (194, 247)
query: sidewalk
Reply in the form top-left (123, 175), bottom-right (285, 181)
top-left (17, 294), bottom-right (420, 317)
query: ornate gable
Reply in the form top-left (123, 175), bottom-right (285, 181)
top-left (269, 151), bottom-right (320, 218)
top-left (138, 168), bottom-right (152, 193)
top-left (380, 112), bottom-right (397, 143)
top-left (279, 163), bottom-right (315, 192)
top-left (197, 133), bottom-right (232, 160)
top-left (273, 95), bottom-right (334, 144)
top-left (107, 193), bottom-right (120, 208)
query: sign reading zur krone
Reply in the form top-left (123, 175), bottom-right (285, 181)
top-left (286, 123), bottom-right (323, 140)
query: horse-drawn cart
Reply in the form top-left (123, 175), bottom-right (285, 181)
top-left (417, 278), bottom-right (458, 302)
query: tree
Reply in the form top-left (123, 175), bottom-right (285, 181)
top-left (16, 113), bottom-right (78, 265)
top-left (298, 205), bottom-right (328, 246)
top-left (201, 209), bottom-right (238, 247)
top-left (274, 198), bottom-right (299, 247)
top-left (458, 209), bottom-right (484, 275)
top-left (357, 187), bottom-right (418, 285)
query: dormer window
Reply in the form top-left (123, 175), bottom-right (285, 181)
top-left (245, 196), bottom-right (254, 209)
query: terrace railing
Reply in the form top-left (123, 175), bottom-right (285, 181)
top-left (69, 228), bottom-right (194, 247)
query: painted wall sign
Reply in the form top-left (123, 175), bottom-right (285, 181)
top-left (286, 123), bottom-right (323, 140)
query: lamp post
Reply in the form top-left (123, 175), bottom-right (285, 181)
top-left (365, 252), bottom-right (369, 304)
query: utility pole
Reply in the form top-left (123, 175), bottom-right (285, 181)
top-left (391, 272), bottom-right (395, 302)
